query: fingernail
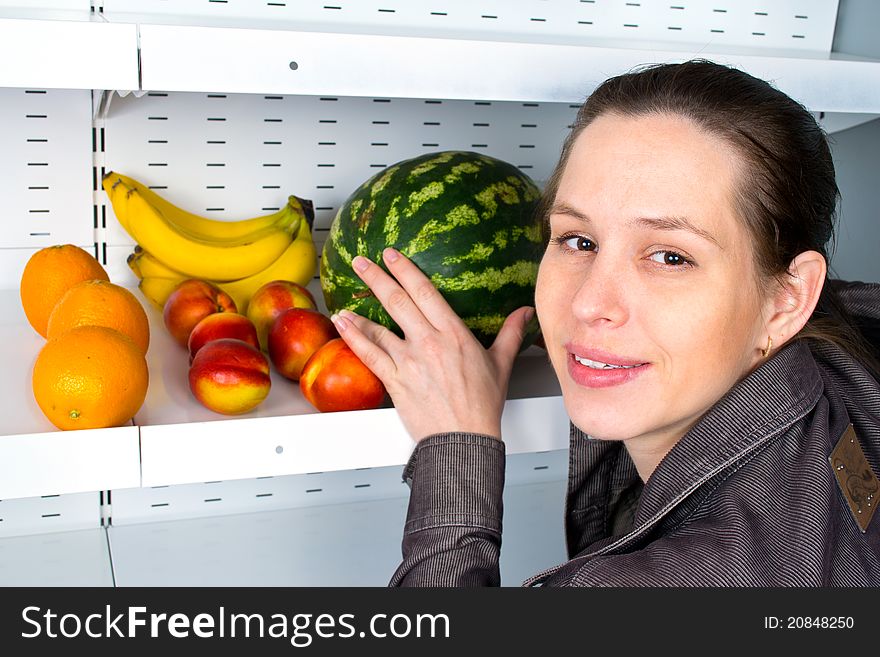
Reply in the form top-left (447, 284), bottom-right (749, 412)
top-left (524, 307), bottom-right (535, 322)
top-left (330, 313), bottom-right (348, 333)
top-left (352, 256), bottom-right (369, 273)
top-left (384, 248), bottom-right (400, 263)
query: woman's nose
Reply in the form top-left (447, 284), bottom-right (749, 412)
top-left (570, 254), bottom-right (629, 327)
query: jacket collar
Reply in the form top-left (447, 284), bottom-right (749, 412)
top-left (634, 338), bottom-right (824, 526)
top-left (526, 339), bottom-right (825, 586)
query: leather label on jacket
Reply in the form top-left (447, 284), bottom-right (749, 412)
top-left (829, 424), bottom-right (879, 532)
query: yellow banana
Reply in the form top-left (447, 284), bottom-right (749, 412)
top-left (129, 222), bottom-right (317, 314)
top-left (104, 175), bottom-right (303, 280)
top-left (104, 171), bottom-right (315, 242)
top-left (138, 276), bottom-right (185, 311)
top-left (127, 248), bottom-right (145, 279)
top-left (217, 220), bottom-right (317, 313)
top-left (127, 246), bottom-right (185, 280)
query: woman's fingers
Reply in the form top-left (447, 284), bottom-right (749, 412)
top-left (334, 255), bottom-right (526, 443)
top-left (338, 309), bottom-right (403, 355)
top-left (331, 310), bottom-right (398, 382)
top-left (351, 249), bottom-right (461, 337)
top-left (380, 249), bottom-right (463, 331)
top-left (489, 306), bottom-right (535, 377)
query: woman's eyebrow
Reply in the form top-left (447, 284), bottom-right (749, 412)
top-left (633, 216), bottom-right (722, 248)
top-left (550, 202), bottom-right (722, 249)
top-left (549, 202), bottom-right (591, 223)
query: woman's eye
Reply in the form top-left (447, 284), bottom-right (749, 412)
top-left (648, 250), bottom-right (692, 267)
top-left (562, 235), bottom-right (596, 252)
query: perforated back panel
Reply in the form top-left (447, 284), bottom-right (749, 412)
top-left (108, 476), bottom-right (566, 586)
top-left (0, 492), bottom-right (102, 538)
top-left (101, 90), bottom-right (578, 275)
top-left (103, 0), bottom-right (838, 55)
top-left (0, 88), bottom-right (95, 248)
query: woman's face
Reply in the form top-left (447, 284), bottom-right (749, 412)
top-left (535, 112), bottom-right (770, 448)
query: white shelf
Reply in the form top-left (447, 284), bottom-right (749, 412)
top-left (134, 286), bottom-right (565, 487)
top-left (6, 2), bottom-right (860, 105)
top-left (0, 426), bottom-right (140, 500)
top-left (0, 282), bottom-right (565, 499)
top-left (125, 21), bottom-right (880, 113)
top-left (0, 11), bottom-right (139, 91)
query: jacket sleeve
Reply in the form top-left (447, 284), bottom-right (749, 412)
top-left (388, 432), bottom-right (506, 587)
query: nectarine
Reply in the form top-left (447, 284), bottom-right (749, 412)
top-left (246, 280), bottom-right (316, 351)
top-left (188, 312), bottom-right (260, 362)
top-left (268, 308), bottom-right (338, 381)
top-left (188, 338), bottom-right (271, 415)
top-left (299, 338), bottom-right (385, 413)
top-left (164, 279), bottom-right (237, 348)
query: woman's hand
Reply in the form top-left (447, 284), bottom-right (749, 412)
top-left (330, 248), bottom-right (534, 443)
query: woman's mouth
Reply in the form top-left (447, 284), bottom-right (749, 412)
top-left (565, 345), bottom-right (650, 388)
top-left (573, 355), bottom-right (642, 370)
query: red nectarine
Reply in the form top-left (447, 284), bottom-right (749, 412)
top-left (164, 279), bottom-right (237, 348)
top-left (299, 338), bottom-right (385, 413)
top-left (188, 312), bottom-right (260, 363)
top-left (268, 308), bottom-right (338, 381)
top-left (246, 280), bottom-right (316, 351)
top-left (188, 338), bottom-right (271, 415)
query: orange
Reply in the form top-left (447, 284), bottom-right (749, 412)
top-left (32, 325), bottom-right (149, 431)
top-left (46, 279), bottom-right (150, 354)
top-left (19, 244), bottom-right (109, 338)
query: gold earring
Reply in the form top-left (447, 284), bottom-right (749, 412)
top-left (761, 336), bottom-right (773, 358)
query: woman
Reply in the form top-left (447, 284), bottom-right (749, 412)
top-left (329, 61), bottom-right (880, 586)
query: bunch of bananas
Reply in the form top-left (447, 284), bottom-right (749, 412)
top-left (103, 172), bottom-right (318, 313)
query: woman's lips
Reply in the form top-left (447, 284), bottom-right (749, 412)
top-left (564, 344), bottom-right (650, 389)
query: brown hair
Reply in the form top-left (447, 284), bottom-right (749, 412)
top-left (539, 59), bottom-right (879, 372)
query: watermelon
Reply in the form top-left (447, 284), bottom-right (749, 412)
top-left (320, 151), bottom-right (544, 348)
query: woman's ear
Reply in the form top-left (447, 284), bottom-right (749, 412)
top-left (764, 250), bottom-right (827, 348)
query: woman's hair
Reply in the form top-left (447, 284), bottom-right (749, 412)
top-left (539, 59), bottom-right (878, 371)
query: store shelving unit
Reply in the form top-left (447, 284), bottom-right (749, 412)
top-left (0, 7), bottom-right (136, 91)
top-left (1, 0), bottom-right (877, 586)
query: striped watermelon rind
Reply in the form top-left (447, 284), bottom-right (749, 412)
top-left (320, 151), bottom-right (544, 348)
